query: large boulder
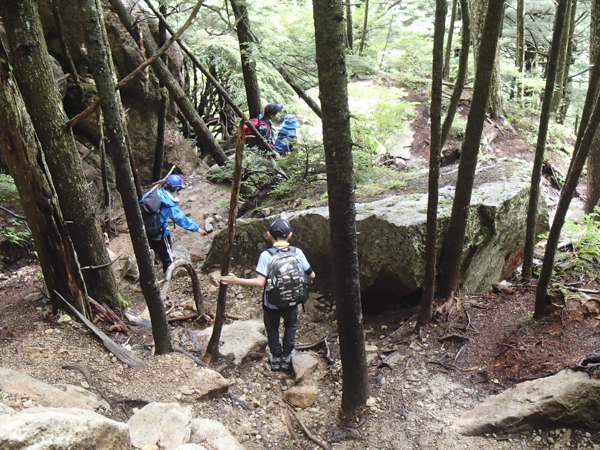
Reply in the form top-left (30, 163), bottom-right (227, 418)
top-left (453, 370), bottom-right (600, 435)
top-left (0, 367), bottom-right (109, 411)
top-left (190, 418), bottom-right (245, 450)
top-left (204, 160), bottom-right (548, 306)
top-left (196, 320), bottom-right (267, 365)
top-left (0, 407), bottom-right (130, 449)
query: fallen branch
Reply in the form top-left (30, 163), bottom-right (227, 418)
top-left (0, 206), bottom-right (26, 220)
top-left (89, 297), bottom-right (128, 332)
top-left (229, 391), bottom-right (253, 412)
top-left (62, 364), bottom-right (93, 386)
top-left (58, 292), bottom-right (147, 371)
top-left (257, 418), bottom-right (271, 449)
top-left (568, 286), bottom-right (600, 294)
top-left (80, 254), bottom-right (121, 270)
top-left (162, 260), bottom-right (206, 318)
top-left (288, 406), bottom-right (331, 450)
top-left (173, 345), bottom-right (214, 370)
top-left (283, 407), bottom-right (300, 445)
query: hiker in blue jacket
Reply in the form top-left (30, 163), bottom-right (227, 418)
top-left (142, 174), bottom-right (205, 272)
top-left (274, 114), bottom-right (300, 156)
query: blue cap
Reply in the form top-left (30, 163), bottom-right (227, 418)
top-left (166, 174), bottom-right (185, 189)
top-left (278, 114), bottom-right (300, 136)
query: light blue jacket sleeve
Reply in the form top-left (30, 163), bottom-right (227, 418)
top-left (165, 206), bottom-right (199, 232)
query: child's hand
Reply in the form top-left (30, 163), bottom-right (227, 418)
top-left (220, 273), bottom-right (237, 285)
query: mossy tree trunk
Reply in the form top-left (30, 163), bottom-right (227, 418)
top-left (436, 0), bottom-right (505, 298)
top-left (230, 0), bottom-right (262, 118)
top-left (0, 40), bottom-right (90, 318)
top-left (418, 0), bottom-right (446, 327)
top-left (522, 0), bottom-right (569, 279)
top-left (0, 0), bottom-right (120, 307)
top-left (78, 0), bottom-right (172, 354)
top-left (586, 0), bottom-right (600, 213)
top-left (313, 0), bottom-right (369, 412)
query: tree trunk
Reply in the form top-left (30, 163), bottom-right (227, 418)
top-left (586, 0), bottom-right (600, 213)
top-left (274, 63), bottom-right (323, 118)
top-left (469, 0), bottom-right (503, 115)
top-left (152, 4), bottom-right (168, 183)
top-left (521, 0), bottom-right (570, 279)
top-left (0, 0), bottom-right (120, 307)
top-left (418, 0), bottom-right (447, 327)
top-left (230, 0), bottom-right (262, 118)
top-left (556, 0), bottom-right (578, 123)
top-left (346, 1), bottom-right (354, 50)
top-left (107, 0), bottom-right (228, 166)
top-left (550, 0), bottom-right (575, 113)
top-left (313, 0), bottom-right (369, 412)
top-left (443, 0), bottom-right (457, 80)
top-left (358, 0), bottom-right (369, 56)
top-left (436, 0), bottom-right (505, 298)
top-left (535, 80), bottom-right (600, 317)
top-left (78, 0), bottom-right (172, 354)
top-left (516, 0), bottom-right (525, 99)
top-left (441, 0), bottom-right (470, 147)
top-left (0, 40), bottom-right (91, 319)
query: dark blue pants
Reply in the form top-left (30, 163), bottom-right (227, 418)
top-left (263, 306), bottom-right (298, 358)
top-left (148, 234), bottom-right (173, 272)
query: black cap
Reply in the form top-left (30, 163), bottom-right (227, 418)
top-left (269, 218), bottom-right (291, 238)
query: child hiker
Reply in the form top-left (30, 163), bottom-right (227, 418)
top-left (221, 218), bottom-right (315, 370)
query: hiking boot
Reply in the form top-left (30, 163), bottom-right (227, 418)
top-left (268, 353), bottom-right (281, 371)
top-left (280, 349), bottom-right (296, 370)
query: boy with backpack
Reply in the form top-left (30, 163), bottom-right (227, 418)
top-left (244, 103), bottom-right (284, 151)
top-left (140, 174), bottom-right (205, 272)
top-left (274, 114), bottom-right (300, 156)
top-left (221, 218), bottom-right (315, 370)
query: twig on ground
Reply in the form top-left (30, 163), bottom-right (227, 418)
top-left (173, 345), bottom-right (214, 370)
top-left (62, 364), bottom-right (93, 386)
top-left (80, 256), bottom-right (121, 270)
top-left (323, 335), bottom-right (334, 365)
top-left (257, 418), bottom-right (271, 449)
top-left (287, 407), bottom-right (331, 450)
top-left (464, 307), bottom-right (476, 331)
top-left (283, 407), bottom-right (300, 445)
top-left (229, 391), bottom-right (253, 412)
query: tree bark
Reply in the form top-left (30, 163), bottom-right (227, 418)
top-left (0, 40), bottom-right (90, 318)
top-left (78, 0), bottom-right (172, 354)
top-left (469, 0), bottom-right (503, 115)
top-left (516, 0), bottom-right (525, 99)
top-left (230, 0), bottom-right (262, 118)
top-left (443, 0), bottom-right (458, 80)
top-left (556, 0), bottom-right (578, 123)
top-left (436, 0), bottom-right (505, 298)
top-left (107, 0), bottom-right (228, 166)
top-left (418, 0), bottom-right (447, 327)
top-left (203, 124), bottom-right (245, 364)
top-left (586, 0), bottom-right (600, 213)
top-left (313, 0), bottom-right (369, 412)
top-left (441, 0), bottom-right (470, 147)
top-left (522, 0), bottom-right (570, 279)
top-left (0, 0), bottom-right (120, 307)
top-left (550, 0), bottom-right (575, 113)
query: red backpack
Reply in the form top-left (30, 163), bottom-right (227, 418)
top-left (243, 118), bottom-right (271, 140)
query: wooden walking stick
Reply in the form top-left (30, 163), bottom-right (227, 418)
top-left (203, 122), bottom-right (245, 364)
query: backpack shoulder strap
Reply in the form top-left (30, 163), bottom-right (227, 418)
top-left (267, 247), bottom-right (278, 256)
top-left (288, 246), bottom-right (297, 253)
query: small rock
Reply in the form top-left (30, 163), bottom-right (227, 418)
top-left (81, 381), bottom-right (90, 389)
top-left (292, 353), bottom-right (319, 384)
top-left (120, 254), bottom-right (139, 280)
top-left (284, 385), bottom-right (319, 408)
top-left (57, 314), bottom-right (72, 324)
top-left (533, 436), bottom-right (542, 443)
top-left (208, 271), bottom-right (221, 287)
top-left (366, 397), bottom-right (377, 407)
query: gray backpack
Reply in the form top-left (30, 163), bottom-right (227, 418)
top-left (265, 246), bottom-right (307, 309)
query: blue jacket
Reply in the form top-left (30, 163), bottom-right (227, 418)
top-left (143, 189), bottom-right (199, 238)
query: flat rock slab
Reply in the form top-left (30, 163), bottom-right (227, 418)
top-left (128, 402), bottom-right (192, 450)
top-left (197, 320), bottom-right (267, 365)
top-left (454, 370), bottom-right (600, 435)
top-left (205, 160), bottom-right (548, 304)
top-left (190, 418), bottom-right (245, 450)
top-left (0, 406), bottom-right (130, 450)
top-left (284, 385), bottom-right (319, 408)
top-left (0, 367), bottom-right (108, 411)
top-left (292, 353), bottom-right (319, 384)
top-left (175, 445), bottom-right (209, 450)
top-left (0, 402), bottom-right (14, 415)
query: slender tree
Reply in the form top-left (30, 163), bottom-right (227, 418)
top-left (0, 40), bottom-right (90, 318)
top-left (443, 0), bottom-right (458, 80)
top-left (436, 0), bottom-right (505, 298)
top-left (516, 0), bottom-right (525, 99)
top-left (230, 0), bottom-right (262, 118)
top-left (557, 0), bottom-right (578, 123)
top-left (441, 0), bottom-right (470, 147)
top-left (418, 0), bottom-right (447, 327)
top-left (469, 0), bottom-right (503, 115)
top-left (313, 0), bottom-right (369, 412)
top-left (535, 83), bottom-right (600, 317)
top-left (358, 0), bottom-right (369, 56)
top-left (586, 0), bottom-right (600, 213)
top-left (78, 0), bottom-right (172, 353)
top-left (346, 1), bottom-right (354, 50)
top-left (151, 3), bottom-right (169, 183)
top-left (522, 0), bottom-right (570, 279)
top-left (550, 0), bottom-right (575, 113)
top-left (0, 0), bottom-right (120, 306)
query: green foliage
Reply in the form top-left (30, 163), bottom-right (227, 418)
top-left (0, 174), bottom-right (18, 202)
top-left (117, 292), bottom-right (130, 308)
top-left (1, 222), bottom-right (31, 248)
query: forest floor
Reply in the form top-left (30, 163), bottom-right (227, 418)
top-left (1, 81), bottom-right (600, 449)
